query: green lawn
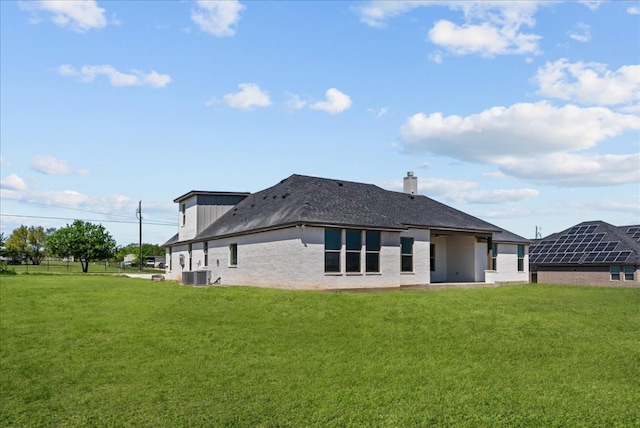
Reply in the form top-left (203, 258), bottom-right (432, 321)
top-left (1, 275), bottom-right (639, 427)
top-left (5, 260), bottom-right (160, 274)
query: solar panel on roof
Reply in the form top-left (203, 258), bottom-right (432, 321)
top-left (604, 253), bottom-right (619, 262)
top-left (616, 252), bottom-right (631, 262)
top-left (584, 253), bottom-right (597, 262)
top-left (593, 233), bottom-right (605, 242)
top-left (595, 243), bottom-right (607, 251)
top-left (567, 227), bottom-right (579, 235)
top-left (586, 225), bottom-right (598, 233)
top-left (569, 253), bottom-right (582, 263)
top-left (586, 243), bottom-right (598, 251)
top-left (594, 253), bottom-right (607, 262)
top-left (604, 242), bottom-right (617, 252)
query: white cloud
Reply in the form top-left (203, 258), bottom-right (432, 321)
top-left (354, 1), bottom-right (424, 28)
top-left (58, 64), bottom-right (171, 88)
top-left (533, 59), bottom-right (640, 106)
top-left (628, 5), bottom-right (640, 15)
top-left (498, 153), bottom-right (640, 187)
top-left (30, 156), bottom-right (89, 175)
top-left (0, 174), bottom-right (27, 191)
top-left (284, 92), bottom-right (308, 112)
top-left (380, 176), bottom-right (538, 204)
top-left (222, 83), bottom-right (271, 110)
top-left (484, 171), bottom-right (506, 179)
top-left (578, 1), bottom-right (604, 11)
top-left (191, 0), bottom-right (245, 36)
top-left (428, 18), bottom-right (541, 57)
top-left (356, 1), bottom-right (543, 57)
top-left (309, 88), bottom-right (352, 115)
top-left (399, 102), bottom-right (640, 186)
top-left (19, 0), bottom-right (107, 32)
top-left (367, 107), bottom-right (388, 118)
top-left (568, 22), bottom-right (591, 42)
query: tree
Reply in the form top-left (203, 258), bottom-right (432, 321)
top-left (5, 226), bottom-right (51, 265)
top-left (48, 220), bottom-right (116, 273)
top-left (27, 226), bottom-right (49, 265)
top-left (114, 243), bottom-right (165, 265)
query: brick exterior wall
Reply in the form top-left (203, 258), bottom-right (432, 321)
top-left (533, 265), bottom-right (639, 287)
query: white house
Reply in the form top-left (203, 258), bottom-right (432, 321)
top-left (164, 173), bottom-right (530, 289)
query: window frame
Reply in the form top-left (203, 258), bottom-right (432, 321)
top-left (229, 243), bottom-right (238, 267)
top-left (345, 229), bottom-right (362, 273)
top-left (401, 237), bottom-right (414, 273)
top-left (491, 243), bottom-right (498, 271)
top-left (181, 203), bottom-right (186, 226)
top-left (610, 266), bottom-right (620, 281)
top-left (624, 266), bottom-right (634, 281)
top-left (517, 244), bottom-right (525, 272)
top-left (365, 231), bottom-right (381, 273)
top-left (203, 242), bottom-right (208, 267)
top-left (188, 243), bottom-right (193, 271)
top-left (324, 229), bottom-right (341, 273)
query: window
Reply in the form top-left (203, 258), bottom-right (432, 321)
top-left (188, 244), bottom-right (192, 270)
top-left (203, 242), bottom-right (208, 267)
top-left (324, 229), bottom-right (341, 273)
top-left (624, 266), bottom-right (635, 281)
top-left (610, 266), bottom-right (620, 281)
top-left (517, 245), bottom-right (525, 272)
top-left (401, 237), bottom-right (413, 272)
top-left (430, 243), bottom-right (436, 272)
top-left (491, 243), bottom-right (498, 271)
top-left (366, 231), bottom-right (381, 273)
top-left (181, 203), bottom-right (186, 226)
top-left (229, 243), bottom-right (237, 267)
top-left (346, 230), bottom-right (362, 273)
top-left (169, 247), bottom-right (172, 271)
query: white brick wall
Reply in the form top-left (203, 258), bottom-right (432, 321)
top-left (165, 226), bottom-right (529, 288)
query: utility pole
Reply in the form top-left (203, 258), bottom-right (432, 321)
top-left (136, 201), bottom-right (142, 272)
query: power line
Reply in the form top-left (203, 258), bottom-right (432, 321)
top-left (0, 213), bottom-right (176, 227)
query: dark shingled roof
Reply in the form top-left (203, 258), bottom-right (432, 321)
top-left (185, 174), bottom-right (528, 243)
top-left (529, 220), bottom-right (640, 265)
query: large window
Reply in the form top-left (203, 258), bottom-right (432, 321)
top-left (366, 231), bottom-right (381, 273)
top-left (517, 245), bottom-right (525, 272)
top-left (169, 247), bottom-right (172, 270)
top-left (430, 243), bottom-right (436, 272)
top-left (491, 243), bottom-right (498, 271)
top-left (401, 237), bottom-right (413, 272)
top-left (610, 266), bottom-right (621, 281)
top-left (624, 266), bottom-right (635, 281)
top-left (346, 230), bottom-right (362, 273)
top-left (203, 242), bottom-right (208, 267)
top-left (188, 244), bottom-right (193, 270)
top-left (324, 229), bottom-right (341, 273)
top-left (229, 243), bottom-right (238, 267)
top-left (181, 203), bottom-right (186, 226)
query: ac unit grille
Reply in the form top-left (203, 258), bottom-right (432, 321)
top-left (182, 271), bottom-right (210, 285)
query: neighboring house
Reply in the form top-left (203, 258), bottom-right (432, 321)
top-left (529, 221), bottom-right (640, 287)
top-left (163, 173), bottom-right (530, 289)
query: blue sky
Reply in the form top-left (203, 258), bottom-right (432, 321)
top-left (1, 0), bottom-right (639, 246)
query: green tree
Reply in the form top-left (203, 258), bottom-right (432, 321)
top-left (6, 226), bottom-right (28, 264)
top-left (27, 226), bottom-right (49, 265)
top-left (6, 226), bottom-right (51, 265)
top-left (115, 243), bottom-right (164, 265)
top-left (48, 220), bottom-right (116, 273)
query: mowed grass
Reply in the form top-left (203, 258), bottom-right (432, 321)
top-left (1, 276), bottom-right (639, 427)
